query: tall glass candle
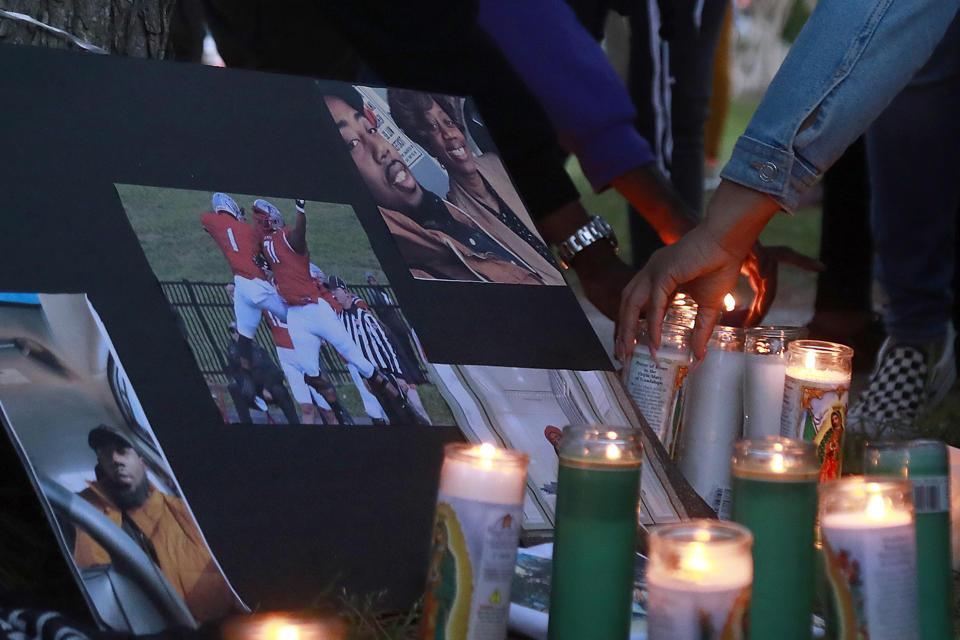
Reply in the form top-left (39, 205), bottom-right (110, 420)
top-left (779, 340), bottom-right (853, 481)
top-left (864, 440), bottom-right (953, 640)
top-left (678, 325), bottom-right (744, 519)
top-left (731, 437), bottom-right (819, 640)
top-left (743, 327), bottom-right (807, 439)
top-left (222, 613), bottom-right (348, 640)
top-left (646, 520), bottom-right (753, 639)
top-left (548, 425), bottom-right (642, 640)
top-left (624, 321), bottom-right (692, 457)
top-left (820, 477), bottom-right (919, 640)
top-left (421, 443), bottom-right (529, 640)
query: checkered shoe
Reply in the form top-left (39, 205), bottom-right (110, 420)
top-left (848, 326), bottom-right (956, 433)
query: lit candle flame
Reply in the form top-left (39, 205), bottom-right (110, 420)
top-left (478, 443), bottom-right (497, 458)
top-left (771, 453), bottom-right (785, 473)
top-left (804, 350), bottom-right (817, 370)
top-left (277, 626), bottom-right (299, 640)
top-left (723, 293), bottom-right (736, 312)
top-left (866, 492), bottom-right (887, 520)
top-left (605, 443), bottom-right (622, 460)
top-left (773, 442), bottom-right (783, 452)
top-left (682, 542), bottom-right (710, 573)
top-left (606, 430), bottom-right (618, 440)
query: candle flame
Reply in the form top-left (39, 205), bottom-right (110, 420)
top-left (605, 443), bottom-right (622, 460)
top-left (478, 443), bottom-right (497, 458)
top-left (771, 453), bottom-right (785, 473)
top-left (682, 542), bottom-right (710, 573)
top-left (866, 492), bottom-right (887, 520)
top-left (804, 350), bottom-right (817, 370)
top-left (724, 293), bottom-right (736, 312)
top-left (773, 442), bottom-right (783, 452)
top-left (606, 430), bottom-right (618, 440)
top-left (277, 627), bottom-right (299, 640)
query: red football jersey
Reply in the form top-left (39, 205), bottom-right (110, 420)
top-left (263, 310), bottom-right (294, 350)
top-left (201, 212), bottom-right (264, 280)
top-left (261, 228), bottom-right (341, 312)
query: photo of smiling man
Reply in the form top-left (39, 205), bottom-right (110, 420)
top-left (321, 85), bottom-right (564, 286)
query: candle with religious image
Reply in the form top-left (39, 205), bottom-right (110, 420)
top-left (779, 340), bottom-right (853, 481)
top-left (820, 477), bottom-right (919, 640)
top-left (743, 326), bottom-right (807, 439)
top-left (548, 425), bottom-right (642, 640)
top-left (731, 437), bottom-right (819, 640)
top-left (864, 440), bottom-right (953, 640)
top-left (646, 520), bottom-right (753, 639)
top-left (421, 443), bottom-right (529, 640)
top-left (677, 325), bottom-right (745, 519)
top-left (624, 320), bottom-right (692, 457)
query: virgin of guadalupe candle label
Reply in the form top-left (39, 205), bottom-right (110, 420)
top-left (421, 495), bottom-right (523, 640)
top-left (625, 351), bottom-right (689, 457)
top-left (821, 523), bottom-right (919, 640)
top-left (779, 378), bottom-right (848, 481)
top-left (645, 583), bottom-right (751, 639)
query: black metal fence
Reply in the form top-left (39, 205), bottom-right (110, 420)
top-left (160, 280), bottom-right (427, 390)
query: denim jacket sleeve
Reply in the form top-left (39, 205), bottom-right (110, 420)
top-left (721, 0), bottom-right (960, 212)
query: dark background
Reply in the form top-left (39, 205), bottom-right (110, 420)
top-left (0, 45), bottom-right (611, 613)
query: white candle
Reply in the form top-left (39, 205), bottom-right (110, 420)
top-left (624, 321), bottom-right (692, 454)
top-left (222, 613), bottom-right (347, 640)
top-left (678, 326), bottom-right (744, 520)
top-left (779, 340), bottom-right (853, 481)
top-left (820, 478), bottom-right (919, 640)
top-left (422, 443), bottom-right (529, 640)
top-left (743, 327), bottom-right (806, 439)
top-left (646, 520), bottom-right (753, 639)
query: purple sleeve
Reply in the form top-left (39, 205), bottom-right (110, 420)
top-left (477, 0), bottom-right (655, 191)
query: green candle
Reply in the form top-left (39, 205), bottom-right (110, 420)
top-left (731, 437), bottom-right (819, 640)
top-left (864, 440), bottom-right (953, 640)
top-left (548, 425), bottom-right (642, 640)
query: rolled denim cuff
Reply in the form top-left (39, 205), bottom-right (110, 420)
top-left (575, 123), bottom-right (655, 192)
top-left (719, 135), bottom-right (820, 213)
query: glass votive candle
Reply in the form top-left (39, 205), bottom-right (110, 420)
top-left (221, 612), bottom-right (348, 640)
top-left (743, 326), bottom-right (807, 439)
top-left (421, 443), bottom-right (529, 640)
top-left (646, 519), bottom-right (753, 639)
top-left (664, 293), bottom-right (699, 329)
top-left (623, 320), bottom-right (692, 457)
top-left (548, 425), bottom-right (642, 640)
top-left (780, 340), bottom-right (853, 481)
top-left (864, 440), bottom-right (953, 640)
top-left (677, 325), bottom-right (745, 519)
top-left (819, 477), bottom-right (919, 639)
top-left (731, 437), bottom-right (819, 640)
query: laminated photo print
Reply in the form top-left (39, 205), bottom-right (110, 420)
top-left (0, 293), bottom-right (246, 633)
top-left (116, 184), bottom-right (457, 427)
top-left (320, 84), bottom-right (565, 286)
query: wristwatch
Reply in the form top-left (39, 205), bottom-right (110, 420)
top-left (554, 215), bottom-right (618, 269)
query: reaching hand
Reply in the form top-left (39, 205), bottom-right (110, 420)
top-left (571, 243), bottom-right (637, 320)
top-left (615, 225), bottom-right (743, 364)
top-left (741, 244), bottom-right (824, 325)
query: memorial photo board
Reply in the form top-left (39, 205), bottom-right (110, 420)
top-left (0, 43), bottom-right (708, 625)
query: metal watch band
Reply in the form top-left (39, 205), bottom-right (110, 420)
top-left (554, 215), bottom-right (618, 268)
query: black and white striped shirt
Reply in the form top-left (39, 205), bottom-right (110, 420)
top-left (339, 297), bottom-right (403, 377)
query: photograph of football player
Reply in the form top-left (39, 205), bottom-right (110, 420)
top-left (117, 184), bottom-right (456, 427)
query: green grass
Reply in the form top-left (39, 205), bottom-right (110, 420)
top-left (115, 184), bottom-right (391, 285)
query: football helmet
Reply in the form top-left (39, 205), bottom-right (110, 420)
top-left (213, 193), bottom-right (244, 220)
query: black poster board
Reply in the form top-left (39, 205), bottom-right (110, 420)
top-left (0, 44), bottom-right (613, 617)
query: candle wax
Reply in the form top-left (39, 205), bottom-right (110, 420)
top-left (743, 355), bottom-right (787, 439)
top-left (548, 460), bottom-right (640, 640)
top-left (731, 471), bottom-right (817, 640)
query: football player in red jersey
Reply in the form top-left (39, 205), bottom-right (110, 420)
top-left (258, 199), bottom-right (424, 424)
top-left (202, 193), bottom-right (288, 371)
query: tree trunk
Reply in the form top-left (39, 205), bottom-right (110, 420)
top-left (0, 0), bottom-right (179, 58)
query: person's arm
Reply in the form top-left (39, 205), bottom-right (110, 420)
top-left (288, 199), bottom-right (307, 255)
top-left (618, 0), bottom-right (960, 361)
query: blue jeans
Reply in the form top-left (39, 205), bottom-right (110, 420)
top-left (867, 14), bottom-right (960, 344)
top-left (722, 0), bottom-right (960, 212)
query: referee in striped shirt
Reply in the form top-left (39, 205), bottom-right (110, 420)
top-left (327, 275), bottom-right (432, 425)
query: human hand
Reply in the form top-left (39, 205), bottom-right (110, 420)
top-left (741, 244), bottom-right (824, 325)
top-left (572, 243), bottom-right (637, 320)
top-left (615, 225), bottom-right (743, 364)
